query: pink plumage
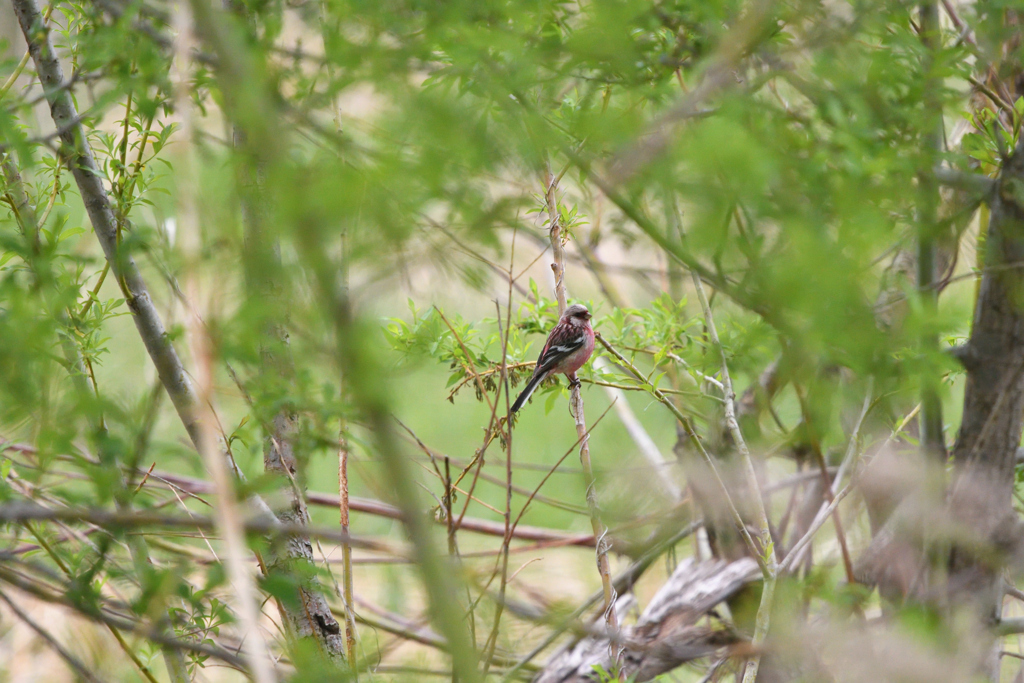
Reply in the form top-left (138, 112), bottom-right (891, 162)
top-left (510, 304), bottom-right (595, 414)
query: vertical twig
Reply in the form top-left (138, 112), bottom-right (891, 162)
top-left (543, 165), bottom-right (618, 634)
top-left (338, 428), bottom-right (358, 673)
top-left (0, 589), bottom-right (105, 683)
top-left (792, 384), bottom-right (858, 585)
top-left (688, 270), bottom-right (777, 683)
top-left (441, 452), bottom-right (478, 664)
top-left (481, 298), bottom-right (514, 677)
top-left (918, 0), bottom-right (946, 459)
top-left (482, 234), bottom-right (518, 676)
top-left (444, 457), bottom-right (456, 553)
top-left (187, 305), bottom-right (278, 683)
top-left (174, 7), bottom-right (275, 681)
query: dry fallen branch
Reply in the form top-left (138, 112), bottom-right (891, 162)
top-left (535, 557), bottom-right (760, 683)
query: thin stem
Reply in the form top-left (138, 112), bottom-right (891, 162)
top-left (687, 269), bottom-right (777, 683)
top-left (596, 331), bottom-right (768, 574)
top-left (339, 428), bottom-right (358, 672)
top-left (544, 164), bottom-right (617, 634)
top-left (0, 2), bottom-right (53, 100)
top-left (917, 0), bottom-right (946, 460)
top-left (78, 262), bottom-right (109, 318)
top-left (689, 272), bottom-right (776, 568)
top-left (481, 295), bottom-right (515, 677)
top-left (792, 383), bottom-right (858, 585)
top-left (0, 588), bottom-right (105, 683)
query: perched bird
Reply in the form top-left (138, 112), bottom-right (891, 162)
top-left (510, 303), bottom-right (595, 414)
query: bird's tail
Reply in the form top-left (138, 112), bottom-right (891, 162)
top-left (510, 372), bottom-right (546, 414)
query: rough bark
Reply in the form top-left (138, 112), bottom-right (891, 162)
top-left (259, 412), bottom-right (347, 659)
top-left (946, 138), bottom-right (1024, 614)
top-left (855, 140), bottom-right (1024, 625)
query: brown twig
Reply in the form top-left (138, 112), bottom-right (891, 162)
top-left (482, 277), bottom-right (518, 676)
top-left (793, 383), bottom-right (858, 585)
top-left (687, 268), bottom-right (777, 683)
top-left (543, 164), bottom-right (618, 635)
top-left (338, 426), bottom-right (358, 669)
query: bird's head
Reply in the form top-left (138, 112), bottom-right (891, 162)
top-left (563, 304), bottom-right (592, 323)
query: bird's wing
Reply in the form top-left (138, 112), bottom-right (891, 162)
top-left (536, 328), bottom-right (587, 372)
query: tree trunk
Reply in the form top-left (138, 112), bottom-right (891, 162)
top-left (946, 139), bottom-right (1024, 618)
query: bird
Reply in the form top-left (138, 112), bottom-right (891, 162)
top-left (510, 303), bottom-right (595, 414)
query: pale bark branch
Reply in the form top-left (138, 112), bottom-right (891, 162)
top-left (11, 0), bottom-right (219, 471)
top-left (688, 270), bottom-right (777, 683)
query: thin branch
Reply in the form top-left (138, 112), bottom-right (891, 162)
top-left (339, 427), bottom-right (358, 668)
top-left (780, 389), bottom-right (874, 572)
top-left (0, 564), bottom-right (247, 669)
top-left (128, 462), bottom-right (599, 547)
top-left (595, 331), bottom-right (768, 574)
top-left (544, 164), bottom-right (617, 635)
top-left (687, 268), bottom-right (777, 683)
top-left (0, 588), bottom-right (105, 683)
top-left (481, 292), bottom-right (517, 677)
top-left (0, 501), bottom-right (394, 551)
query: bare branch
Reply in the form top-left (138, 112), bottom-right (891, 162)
top-left (535, 557), bottom-right (760, 683)
top-left (0, 588), bottom-right (105, 683)
top-left (543, 165), bottom-right (617, 634)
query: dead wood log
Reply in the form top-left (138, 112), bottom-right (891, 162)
top-left (534, 557), bottom-right (760, 683)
